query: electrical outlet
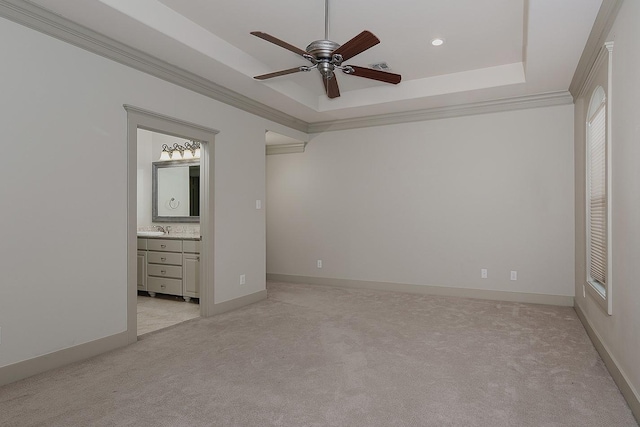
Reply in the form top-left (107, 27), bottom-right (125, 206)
top-left (481, 269), bottom-right (488, 279)
top-left (256, 200), bottom-right (262, 210)
top-left (317, 260), bottom-right (322, 268)
top-left (583, 285), bottom-right (586, 298)
top-left (240, 274), bottom-right (246, 285)
top-left (510, 271), bottom-right (518, 281)
top-left (0, 326), bottom-right (2, 344)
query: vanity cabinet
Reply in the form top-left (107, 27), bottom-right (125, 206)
top-left (137, 237), bottom-right (200, 301)
top-left (183, 254), bottom-right (200, 300)
top-left (137, 250), bottom-right (147, 291)
top-left (137, 238), bottom-right (147, 291)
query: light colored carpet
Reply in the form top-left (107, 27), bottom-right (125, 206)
top-left (137, 293), bottom-right (200, 336)
top-left (0, 282), bottom-right (636, 426)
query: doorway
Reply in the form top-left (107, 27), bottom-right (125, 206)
top-left (125, 105), bottom-right (218, 343)
top-left (136, 128), bottom-right (201, 335)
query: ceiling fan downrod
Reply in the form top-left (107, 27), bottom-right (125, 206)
top-left (325, 0), bottom-right (330, 40)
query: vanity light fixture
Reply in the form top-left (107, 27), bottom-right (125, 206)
top-left (158, 141), bottom-right (201, 161)
top-left (159, 145), bottom-right (172, 161)
top-left (171, 145), bottom-right (183, 159)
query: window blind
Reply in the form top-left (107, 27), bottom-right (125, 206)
top-left (588, 103), bottom-right (607, 286)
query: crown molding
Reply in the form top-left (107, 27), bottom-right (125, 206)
top-left (579, 42), bottom-right (614, 99)
top-left (266, 142), bottom-right (306, 155)
top-left (569, 0), bottom-right (624, 101)
top-left (308, 91), bottom-right (574, 133)
top-left (0, 0), bottom-right (308, 132)
top-left (0, 0), bottom-right (579, 137)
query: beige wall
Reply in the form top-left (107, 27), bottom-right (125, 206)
top-left (267, 105), bottom-right (575, 297)
top-left (574, 0), bottom-right (640, 400)
top-left (0, 16), bottom-right (303, 368)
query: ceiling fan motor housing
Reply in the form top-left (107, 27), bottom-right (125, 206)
top-left (306, 39), bottom-right (340, 59)
top-left (307, 39), bottom-right (340, 79)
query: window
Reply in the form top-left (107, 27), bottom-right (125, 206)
top-left (586, 85), bottom-right (611, 314)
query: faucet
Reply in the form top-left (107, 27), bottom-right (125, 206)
top-left (155, 225), bottom-right (166, 233)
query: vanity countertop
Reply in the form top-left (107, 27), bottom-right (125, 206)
top-left (137, 233), bottom-right (201, 241)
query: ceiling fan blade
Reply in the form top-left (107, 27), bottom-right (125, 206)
top-left (346, 65), bottom-right (401, 84)
top-left (254, 67), bottom-right (303, 80)
top-left (250, 32), bottom-right (308, 57)
top-left (322, 75), bottom-right (340, 98)
top-left (333, 31), bottom-right (380, 61)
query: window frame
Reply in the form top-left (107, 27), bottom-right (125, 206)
top-left (584, 42), bottom-right (614, 315)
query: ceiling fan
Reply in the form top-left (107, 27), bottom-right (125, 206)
top-left (250, 0), bottom-right (401, 99)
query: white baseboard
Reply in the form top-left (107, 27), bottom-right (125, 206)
top-left (0, 331), bottom-right (129, 387)
top-left (212, 289), bottom-right (267, 315)
top-left (575, 303), bottom-right (640, 423)
top-left (0, 290), bottom-right (267, 388)
top-left (267, 274), bottom-right (574, 306)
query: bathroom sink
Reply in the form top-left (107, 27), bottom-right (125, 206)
top-left (137, 231), bottom-right (165, 237)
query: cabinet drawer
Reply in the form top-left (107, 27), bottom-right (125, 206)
top-left (183, 240), bottom-right (201, 254)
top-left (148, 264), bottom-right (182, 279)
top-left (147, 239), bottom-right (182, 252)
top-left (137, 238), bottom-right (147, 250)
top-left (147, 251), bottom-right (182, 266)
top-left (148, 277), bottom-right (182, 296)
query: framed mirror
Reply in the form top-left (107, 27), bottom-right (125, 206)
top-left (152, 160), bottom-right (200, 222)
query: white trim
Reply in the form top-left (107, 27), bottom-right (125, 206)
top-left (266, 143), bottom-right (306, 155)
top-left (575, 303), bottom-right (640, 422)
top-left (605, 41), bottom-right (614, 316)
top-left (0, 0), bottom-right (307, 133)
top-left (267, 274), bottom-right (575, 307)
top-left (125, 106), bottom-right (218, 339)
top-left (583, 43), bottom-right (614, 316)
top-left (211, 290), bottom-right (267, 315)
top-left (1, 0), bottom-right (576, 135)
top-left (570, 0), bottom-right (623, 100)
top-left (0, 331), bottom-right (128, 387)
top-left (308, 92), bottom-right (574, 133)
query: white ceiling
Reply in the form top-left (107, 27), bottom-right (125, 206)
top-left (28, 0), bottom-right (602, 124)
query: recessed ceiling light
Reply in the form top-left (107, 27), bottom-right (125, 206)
top-left (431, 38), bottom-right (444, 46)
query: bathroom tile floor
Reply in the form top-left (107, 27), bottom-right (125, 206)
top-left (137, 293), bottom-right (200, 336)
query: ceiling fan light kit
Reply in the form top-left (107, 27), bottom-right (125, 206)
top-left (251, 0), bottom-right (401, 99)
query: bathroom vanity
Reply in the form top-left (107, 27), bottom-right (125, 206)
top-left (137, 235), bottom-right (200, 302)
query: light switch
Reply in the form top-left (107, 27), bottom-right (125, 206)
top-left (256, 200), bottom-right (262, 210)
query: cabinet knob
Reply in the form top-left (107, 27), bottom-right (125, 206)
top-left (196, 257), bottom-right (200, 261)
top-left (161, 270), bottom-right (166, 274)
top-left (161, 257), bottom-right (166, 261)
top-left (161, 244), bottom-right (166, 248)
top-left (161, 285), bottom-right (166, 289)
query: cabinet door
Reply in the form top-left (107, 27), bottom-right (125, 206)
top-left (137, 251), bottom-right (147, 290)
top-left (183, 254), bottom-right (200, 298)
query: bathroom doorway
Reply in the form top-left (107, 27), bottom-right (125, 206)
top-left (125, 106), bottom-right (217, 343)
top-left (136, 128), bottom-right (201, 336)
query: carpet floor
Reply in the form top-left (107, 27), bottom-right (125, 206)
top-left (0, 282), bottom-right (636, 426)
